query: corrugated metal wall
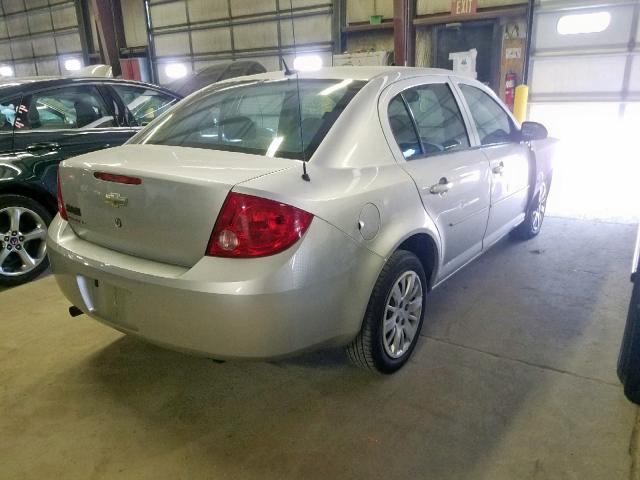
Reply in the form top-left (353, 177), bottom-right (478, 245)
top-left (0, 0), bottom-right (83, 76)
top-left (147, 0), bottom-right (334, 84)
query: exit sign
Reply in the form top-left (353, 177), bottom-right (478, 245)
top-left (451, 0), bottom-right (477, 16)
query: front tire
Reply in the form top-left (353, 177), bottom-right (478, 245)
top-left (346, 250), bottom-right (427, 374)
top-left (0, 195), bottom-right (52, 287)
top-left (511, 181), bottom-right (548, 241)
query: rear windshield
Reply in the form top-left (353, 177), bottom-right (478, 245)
top-left (132, 78), bottom-right (365, 160)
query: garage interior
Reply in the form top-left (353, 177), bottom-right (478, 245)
top-left (1, 0), bottom-right (640, 479)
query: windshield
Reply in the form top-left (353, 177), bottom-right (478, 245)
top-left (131, 78), bottom-right (365, 160)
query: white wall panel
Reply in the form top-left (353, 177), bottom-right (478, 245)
top-left (14, 60), bottom-right (36, 76)
top-left (0, 42), bottom-right (11, 61)
top-left (35, 57), bottom-right (58, 75)
top-left (24, 0), bottom-right (47, 8)
top-left (191, 27), bottom-right (232, 54)
top-left (0, 19), bottom-right (7, 39)
top-left (3, 0), bottom-right (25, 14)
top-left (6, 15), bottom-right (28, 37)
top-left (27, 10), bottom-right (52, 34)
top-left (10, 38), bottom-right (31, 59)
top-left (32, 35), bottom-right (56, 56)
top-left (280, 15), bottom-right (332, 45)
top-left (151, 2), bottom-right (188, 28)
top-left (51, 4), bottom-right (77, 29)
top-left (187, 0), bottom-right (228, 22)
top-left (233, 21), bottom-right (279, 50)
top-left (54, 31), bottom-right (81, 53)
top-left (154, 32), bottom-right (191, 56)
top-left (230, 0), bottom-right (277, 17)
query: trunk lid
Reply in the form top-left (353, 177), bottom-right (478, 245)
top-left (59, 144), bottom-right (294, 266)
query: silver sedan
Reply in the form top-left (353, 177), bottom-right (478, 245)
top-left (48, 67), bottom-right (555, 373)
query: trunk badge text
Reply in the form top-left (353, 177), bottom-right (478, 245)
top-left (104, 192), bottom-right (128, 208)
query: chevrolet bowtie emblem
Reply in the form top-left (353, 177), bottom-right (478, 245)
top-left (104, 192), bottom-right (128, 208)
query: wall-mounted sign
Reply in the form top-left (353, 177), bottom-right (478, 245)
top-left (451, 0), bottom-right (477, 16)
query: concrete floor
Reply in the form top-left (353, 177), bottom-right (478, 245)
top-left (1, 216), bottom-right (639, 479)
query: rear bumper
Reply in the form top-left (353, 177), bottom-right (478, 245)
top-left (47, 215), bottom-right (384, 359)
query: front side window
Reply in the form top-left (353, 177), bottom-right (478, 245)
top-left (22, 86), bottom-right (115, 130)
top-left (459, 84), bottom-right (515, 146)
top-left (402, 83), bottom-right (470, 155)
top-left (132, 78), bottom-right (365, 160)
top-left (111, 85), bottom-right (178, 127)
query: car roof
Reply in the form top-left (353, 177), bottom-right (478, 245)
top-left (217, 66), bottom-right (456, 84)
top-left (0, 76), bottom-right (179, 98)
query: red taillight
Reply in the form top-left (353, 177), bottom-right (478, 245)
top-left (94, 172), bottom-right (142, 185)
top-left (206, 192), bottom-right (313, 258)
top-left (57, 170), bottom-right (68, 220)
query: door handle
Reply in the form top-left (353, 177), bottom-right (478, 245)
top-left (26, 142), bottom-right (60, 153)
top-left (429, 177), bottom-right (453, 195)
top-left (492, 162), bottom-right (505, 175)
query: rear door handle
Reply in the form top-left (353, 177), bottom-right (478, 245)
top-left (429, 177), bottom-right (453, 195)
top-left (26, 142), bottom-right (60, 152)
top-left (492, 162), bottom-right (505, 175)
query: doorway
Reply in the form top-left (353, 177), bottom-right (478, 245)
top-left (434, 20), bottom-right (501, 92)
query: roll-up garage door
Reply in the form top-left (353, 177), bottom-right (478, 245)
top-left (528, 0), bottom-right (640, 221)
top-left (529, 0), bottom-right (640, 106)
top-left (0, 0), bottom-right (83, 77)
top-left (146, 0), bottom-right (334, 85)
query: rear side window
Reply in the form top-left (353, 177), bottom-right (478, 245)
top-left (388, 95), bottom-right (422, 160)
top-left (132, 78), bottom-right (365, 160)
top-left (0, 96), bottom-right (23, 131)
top-left (459, 84), bottom-right (515, 145)
top-left (402, 84), bottom-right (470, 155)
top-left (111, 85), bottom-right (177, 127)
top-left (22, 86), bottom-right (115, 130)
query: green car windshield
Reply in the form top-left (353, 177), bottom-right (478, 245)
top-left (131, 78), bottom-right (365, 160)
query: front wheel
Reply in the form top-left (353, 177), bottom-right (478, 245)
top-left (0, 195), bottom-right (52, 287)
top-left (346, 250), bottom-right (427, 374)
top-left (511, 181), bottom-right (548, 241)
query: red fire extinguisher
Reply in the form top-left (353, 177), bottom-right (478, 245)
top-left (505, 72), bottom-right (516, 109)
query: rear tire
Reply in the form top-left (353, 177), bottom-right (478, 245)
top-left (0, 195), bottom-right (52, 287)
top-left (346, 250), bottom-right (427, 374)
top-left (511, 181), bottom-right (548, 241)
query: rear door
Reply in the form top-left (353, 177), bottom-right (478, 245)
top-left (454, 81), bottom-right (531, 247)
top-left (380, 76), bottom-right (492, 280)
top-left (13, 83), bottom-right (123, 196)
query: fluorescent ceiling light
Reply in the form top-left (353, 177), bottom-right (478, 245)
top-left (293, 55), bottom-right (322, 72)
top-left (0, 66), bottom-right (14, 77)
top-left (319, 79), bottom-right (353, 96)
top-left (64, 58), bottom-right (82, 71)
top-left (165, 63), bottom-right (188, 79)
top-left (557, 12), bottom-right (611, 35)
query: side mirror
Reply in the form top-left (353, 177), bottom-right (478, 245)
top-left (520, 121), bottom-right (548, 142)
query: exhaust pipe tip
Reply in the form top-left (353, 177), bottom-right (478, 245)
top-left (68, 305), bottom-right (84, 317)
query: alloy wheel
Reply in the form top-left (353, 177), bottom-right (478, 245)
top-left (531, 182), bottom-right (547, 234)
top-left (0, 206), bottom-right (47, 277)
top-left (382, 270), bottom-right (423, 359)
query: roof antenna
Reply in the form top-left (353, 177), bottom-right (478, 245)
top-left (287, 0), bottom-right (310, 182)
top-left (281, 58), bottom-right (296, 76)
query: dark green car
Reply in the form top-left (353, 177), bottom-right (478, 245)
top-left (0, 77), bottom-right (180, 286)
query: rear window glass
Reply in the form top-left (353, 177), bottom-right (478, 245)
top-left (131, 78), bottom-right (365, 160)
